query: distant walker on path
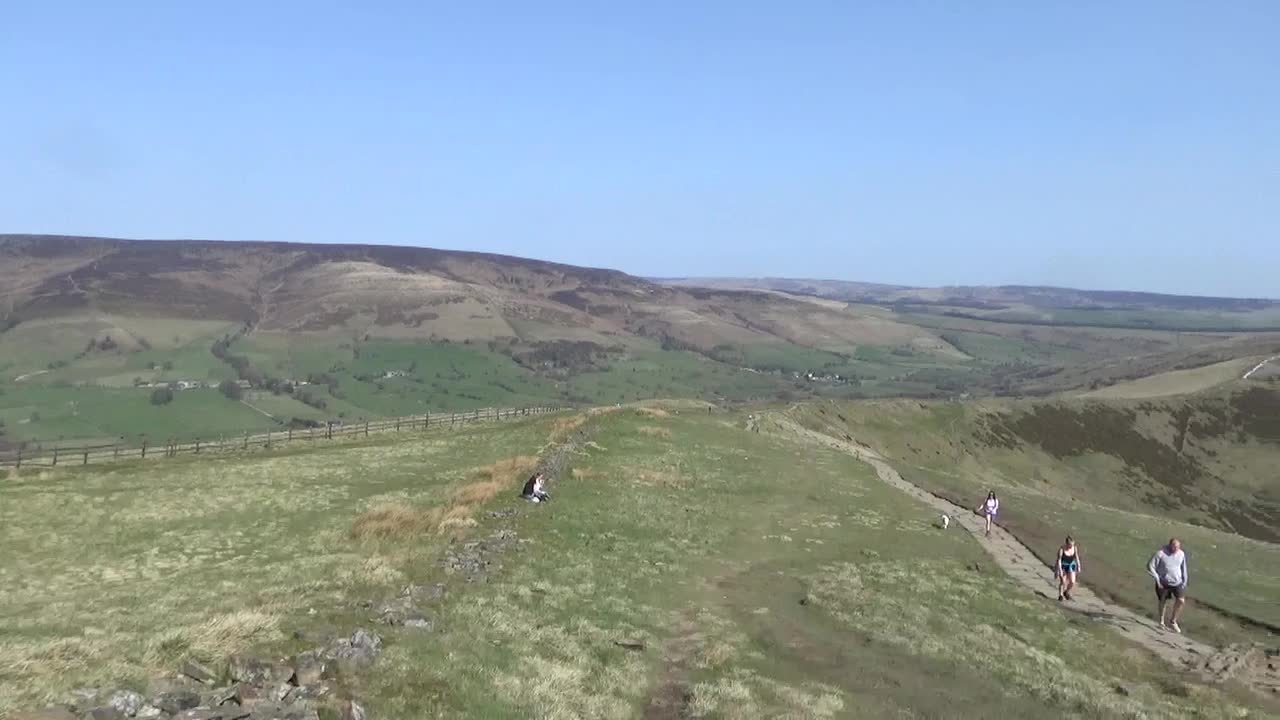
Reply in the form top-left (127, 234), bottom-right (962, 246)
top-left (1148, 538), bottom-right (1189, 633)
top-left (1055, 536), bottom-right (1081, 601)
top-left (975, 491), bottom-right (999, 537)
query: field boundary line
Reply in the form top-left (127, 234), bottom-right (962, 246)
top-left (0, 405), bottom-right (565, 469)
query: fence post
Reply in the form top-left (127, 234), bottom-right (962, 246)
top-left (287, 428), bottom-right (293, 442)
top-left (396, 419), bottom-right (400, 432)
top-left (15, 447), bottom-right (21, 469)
top-left (195, 438), bottom-right (201, 454)
top-left (425, 412), bottom-right (430, 428)
top-left (141, 439), bottom-right (147, 459)
top-left (266, 430), bottom-right (272, 449)
top-left (83, 447), bottom-right (89, 465)
top-left (243, 433), bottom-right (249, 450)
top-left (114, 442), bottom-right (120, 459)
top-left (365, 421), bottom-right (369, 437)
top-left (52, 445), bottom-right (59, 466)
top-left (326, 423), bottom-right (332, 440)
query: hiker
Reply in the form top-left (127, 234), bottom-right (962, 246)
top-left (1148, 538), bottom-right (1188, 633)
top-left (521, 472), bottom-right (550, 503)
top-left (1055, 536), bottom-right (1081, 601)
top-left (975, 491), bottom-right (999, 537)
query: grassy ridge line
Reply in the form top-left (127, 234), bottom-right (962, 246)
top-left (0, 405), bottom-right (565, 468)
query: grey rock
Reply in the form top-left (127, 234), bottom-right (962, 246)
top-left (351, 629), bottom-right (382, 653)
top-left (291, 652), bottom-right (328, 687)
top-left (135, 707), bottom-right (165, 720)
top-left (340, 700), bottom-right (367, 720)
top-left (12, 708), bottom-right (78, 720)
top-left (240, 701), bottom-right (311, 720)
top-left (175, 707), bottom-right (250, 720)
top-left (293, 684), bottom-right (331, 701)
top-left (80, 708), bottom-right (125, 720)
top-left (330, 629), bottom-right (382, 667)
top-left (270, 684), bottom-right (294, 703)
top-left (403, 617), bottom-right (433, 630)
top-left (228, 657), bottom-right (294, 687)
top-left (152, 690), bottom-right (202, 715)
top-left (399, 583), bottom-right (445, 602)
top-left (202, 686), bottom-right (243, 708)
top-left (107, 690), bottom-right (145, 716)
top-left (179, 662), bottom-right (219, 685)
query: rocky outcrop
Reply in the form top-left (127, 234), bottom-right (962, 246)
top-left (27, 628), bottom-right (385, 720)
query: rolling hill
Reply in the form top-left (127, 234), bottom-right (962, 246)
top-left (2, 234), bottom-right (1278, 447)
top-left (659, 277), bottom-right (1280, 331)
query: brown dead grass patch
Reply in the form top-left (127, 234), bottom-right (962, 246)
top-left (571, 467), bottom-right (598, 480)
top-left (550, 415), bottom-right (587, 436)
top-left (636, 407), bottom-right (670, 419)
top-left (548, 407), bottom-right (621, 443)
top-left (470, 455), bottom-right (539, 486)
top-left (351, 502), bottom-right (443, 540)
top-left (440, 455), bottom-right (540, 533)
top-left (638, 425), bottom-right (672, 438)
top-left (353, 455), bottom-right (538, 539)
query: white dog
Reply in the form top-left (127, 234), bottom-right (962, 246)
top-left (940, 513), bottom-right (951, 529)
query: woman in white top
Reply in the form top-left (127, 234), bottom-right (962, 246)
top-left (976, 491), bottom-right (999, 537)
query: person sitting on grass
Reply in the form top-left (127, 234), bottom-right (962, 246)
top-left (521, 472), bottom-right (550, 503)
top-left (1055, 536), bottom-right (1081, 601)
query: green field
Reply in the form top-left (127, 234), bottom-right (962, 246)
top-left (1, 406), bottom-right (1274, 718)
top-left (2, 303), bottom-right (1276, 450)
top-left (0, 386), bottom-right (286, 446)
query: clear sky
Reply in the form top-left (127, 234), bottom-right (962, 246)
top-left (2, 2), bottom-right (1276, 297)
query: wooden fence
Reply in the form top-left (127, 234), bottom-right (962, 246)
top-left (0, 406), bottom-right (563, 469)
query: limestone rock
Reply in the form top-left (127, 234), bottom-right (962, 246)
top-left (107, 690), bottom-right (145, 716)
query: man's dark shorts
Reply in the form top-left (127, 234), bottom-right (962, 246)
top-left (1155, 583), bottom-right (1186, 601)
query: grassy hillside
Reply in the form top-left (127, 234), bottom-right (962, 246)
top-left (3, 235), bottom-right (1279, 447)
top-left (2, 406), bottom-right (1273, 718)
top-left (787, 388), bottom-right (1280, 647)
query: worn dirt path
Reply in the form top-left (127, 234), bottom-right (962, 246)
top-left (768, 415), bottom-right (1225, 672)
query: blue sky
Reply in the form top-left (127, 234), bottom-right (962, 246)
top-left (2, 2), bottom-right (1276, 297)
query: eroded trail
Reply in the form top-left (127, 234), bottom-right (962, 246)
top-left (765, 414), bottom-right (1257, 681)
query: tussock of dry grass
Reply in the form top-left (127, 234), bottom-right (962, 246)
top-left (549, 415), bottom-right (589, 440)
top-left (637, 425), bottom-right (672, 438)
top-left (635, 407), bottom-right (670, 419)
top-left (351, 502), bottom-right (442, 540)
top-left (571, 467), bottom-right (598, 480)
top-left (352, 455), bottom-right (538, 539)
top-left (144, 608), bottom-right (281, 667)
top-left (468, 455), bottom-right (539, 488)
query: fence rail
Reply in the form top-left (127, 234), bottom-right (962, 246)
top-left (0, 406), bottom-right (563, 469)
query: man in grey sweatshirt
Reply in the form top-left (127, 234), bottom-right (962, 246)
top-left (1148, 538), bottom-right (1188, 633)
